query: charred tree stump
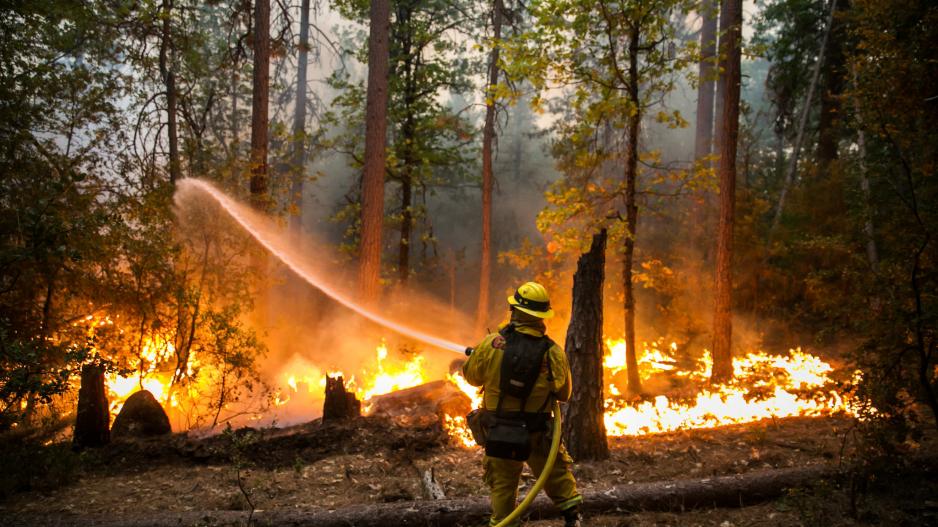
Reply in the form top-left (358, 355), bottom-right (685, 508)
top-left (563, 229), bottom-right (609, 461)
top-left (323, 375), bottom-right (361, 421)
top-left (112, 390), bottom-right (171, 439)
top-left (72, 363), bottom-right (110, 450)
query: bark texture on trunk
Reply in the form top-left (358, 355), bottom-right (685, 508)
top-left (475, 0), bottom-right (504, 336)
top-left (289, 0), bottom-right (311, 232)
top-left (249, 0), bottom-right (271, 210)
top-left (711, 0), bottom-right (743, 384)
top-left (17, 465), bottom-right (836, 526)
top-left (623, 25), bottom-right (641, 395)
top-left (562, 229), bottom-right (609, 461)
top-left (358, 0), bottom-right (391, 303)
top-left (72, 364), bottom-right (110, 450)
top-left (694, 0), bottom-right (718, 166)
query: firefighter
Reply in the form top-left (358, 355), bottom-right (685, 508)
top-left (463, 281), bottom-right (583, 527)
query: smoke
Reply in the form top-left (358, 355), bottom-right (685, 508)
top-left (174, 179), bottom-right (476, 426)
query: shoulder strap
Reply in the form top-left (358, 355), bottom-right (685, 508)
top-left (496, 332), bottom-right (553, 416)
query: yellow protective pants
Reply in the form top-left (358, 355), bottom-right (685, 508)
top-left (482, 431), bottom-right (582, 527)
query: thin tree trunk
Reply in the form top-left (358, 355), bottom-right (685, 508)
top-left (289, 0), bottom-right (311, 232)
top-left (399, 176), bottom-right (412, 284)
top-left (358, 0), bottom-right (392, 303)
top-left (563, 229), bottom-right (609, 461)
top-left (623, 24), bottom-right (641, 395)
top-left (851, 66), bottom-right (878, 270)
top-left (710, 0), bottom-right (742, 384)
top-left (159, 0), bottom-right (180, 185)
top-left (249, 0), bottom-right (271, 210)
top-left (475, 0), bottom-right (503, 335)
top-left (770, 0), bottom-right (836, 234)
top-left (816, 0), bottom-right (846, 176)
top-left (694, 0), bottom-right (718, 166)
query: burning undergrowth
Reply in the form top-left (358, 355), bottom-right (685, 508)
top-left (93, 180), bottom-right (862, 444)
top-left (447, 339), bottom-right (859, 444)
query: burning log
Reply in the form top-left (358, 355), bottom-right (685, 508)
top-left (323, 375), bottom-right (361, 421)
top-left (369, 380), bottom-right (471, 420)
top-left (72, 363), bottom-right (110, 450)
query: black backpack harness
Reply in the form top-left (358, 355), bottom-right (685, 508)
top-left (483, 324), bottom-right (555, 461)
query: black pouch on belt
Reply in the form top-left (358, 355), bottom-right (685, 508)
top-left (466, 408), bottom-right (492, 447)
top-left (484, 417), bottom-right (531, 461)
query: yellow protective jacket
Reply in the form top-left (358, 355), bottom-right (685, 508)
top-left (462, 323), bottom-right (571, 413)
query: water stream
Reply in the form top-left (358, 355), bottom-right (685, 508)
top-left (177, 178), bottom-right (466, 355)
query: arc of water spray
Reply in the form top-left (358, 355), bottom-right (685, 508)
top-left (179, 179), bottom-right (466, 355)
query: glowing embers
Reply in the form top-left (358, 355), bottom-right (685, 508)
top-left (602, 340), bottom-right (855, 436)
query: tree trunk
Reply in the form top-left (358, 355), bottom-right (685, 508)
top-left (72, 364), bottom-right (110, 450)
top-left (249, 0), bottom-right (271, 210)
top-left (623, 25), bottom-right (641, 395)
top-left (851, 66), bottom-right (878, 270)
top-left (694, 0), bottom-right (718, 166)
top-left (399, 173), bottom-right (412, 284)
top-left (770, 0), bottom-right (837, 234)
top-left (816, 0), bottom-right (846, 176)
top-left (289, 0), bottom-right (311, 232)
top-left (323, 375), bottom-right (362, 421)
top-left (710, 0), bottom-right (742, 384)
top-left (475, 0), bottom-right (504, 335)
top-left (159, 0), bottom-right (180, 185)
top-left (358, 0), bottom-right (392, 303)
top-left (562, 229), bottom-right (609, 461)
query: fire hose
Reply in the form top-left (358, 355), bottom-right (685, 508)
top-left (493, 399), bottom-right (563, 527)
top-left (463, 346), bottom-right (564, 527)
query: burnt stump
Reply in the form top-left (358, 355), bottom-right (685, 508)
top-left (323, 375), bottom-right (361, 421)
top-left (112, 390), bottom-right (171, 439)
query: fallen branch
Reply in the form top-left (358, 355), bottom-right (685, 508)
top-left (422, 466), bottom-right (447, 500)
top-left (7, 464), bottom-right (835, 526)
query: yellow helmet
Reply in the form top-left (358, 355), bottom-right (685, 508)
top-left (507, 281), bottom-right (554, 319)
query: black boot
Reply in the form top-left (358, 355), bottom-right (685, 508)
top-left (562, 505), bottom-right (582, 527)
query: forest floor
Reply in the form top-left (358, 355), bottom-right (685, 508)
top-left (2, 413), bottom-right (937, 526)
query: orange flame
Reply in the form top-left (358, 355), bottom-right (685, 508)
top-left (442, 339), bottom-right (858, 446)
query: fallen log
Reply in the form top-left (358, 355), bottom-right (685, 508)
top-left (7, 464), bottom-right (835, 526)
top-left (369, 380), bottom-right (471, 419)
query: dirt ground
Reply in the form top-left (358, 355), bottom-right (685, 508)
top-left (3, 414), bottom-right (936, 526)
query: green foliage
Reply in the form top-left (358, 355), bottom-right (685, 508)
top-left (754, 0), bottom-right (829, 132)
top-left (502, 0), bottom-right (696, 257)
top-left (0, 0), bottom-right (272, 436)
top-left (325, 0), bottom-right (479, 276)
